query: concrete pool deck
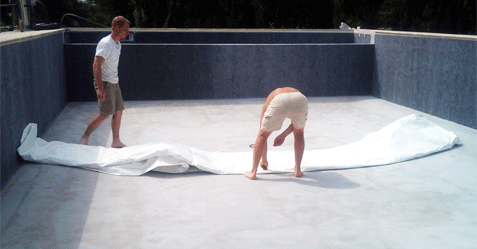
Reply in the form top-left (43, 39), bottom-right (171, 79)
top-left (2, 96), bottom-right (476, 248)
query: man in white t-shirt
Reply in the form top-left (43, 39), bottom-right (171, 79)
top-left (79, 16), bottom-right (130, 148)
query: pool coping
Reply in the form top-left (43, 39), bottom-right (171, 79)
top-left (2, 28), bottom-right (475, 47)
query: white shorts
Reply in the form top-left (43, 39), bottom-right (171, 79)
top-left (261, 92), bottom-right (308, 132)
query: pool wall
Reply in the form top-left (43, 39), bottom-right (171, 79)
top-left (64, 31), bottom-right (373, 101)
top-left (65, 31), bottom-right (356, 44)
top-left (372, 33), bottom-right (476, 129)
top-left (1, 31), bottom-right (67, 189)
top-left (1, 29), bottom-right (475, 189)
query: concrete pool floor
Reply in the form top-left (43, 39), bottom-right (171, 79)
top-left (2, 96), bottom-right (476, 248)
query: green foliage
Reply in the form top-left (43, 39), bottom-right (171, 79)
top-left (331, 0), bottom-right (476, 34)
top-left (37, 0), bottom-right (475, 34)
top-left (41, 0), bottom-right (90, 26)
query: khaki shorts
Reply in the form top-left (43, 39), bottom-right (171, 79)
top-left (261, 92), bottom-right (308, 132)
top-left (94, 81), bottom-right (125, 115)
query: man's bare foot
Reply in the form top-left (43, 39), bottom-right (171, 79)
top-left (111, 141), bottom-right (127, 148)
top-left (79, 137), bottom-right (88, 145)
top-left (245, 171), bottom-right (257, 180)
top-left (295, 170), bottom-right (303, 178)
top-left (260, 160), bottom-right (268, 170)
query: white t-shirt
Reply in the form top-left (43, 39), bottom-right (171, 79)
top-left (95, 35), bottom-right (121, 83)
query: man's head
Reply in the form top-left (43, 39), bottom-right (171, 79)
top-left (112, 16), bottom-right (130, 40)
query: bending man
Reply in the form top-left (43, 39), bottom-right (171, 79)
top-left (79, 16), bottom-right (130, 148)
top-left (245, 87), bottom-right (308, 180)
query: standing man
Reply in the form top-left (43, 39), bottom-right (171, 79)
top-left (79, 16), bottom-right (130, 148)
top-left (245, 87), bottom-right (308, 180)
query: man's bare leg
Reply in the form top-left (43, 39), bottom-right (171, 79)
top-left (293, 128), bottom-right (305, 177)
top-left (260, 142), bottom-right (269, 170)
top-left (80, 113), bottom-right (110, 145)
top-left (245, 129), bottom-right (271, 180)
top-left (111, 110), bottom-right (126, 148)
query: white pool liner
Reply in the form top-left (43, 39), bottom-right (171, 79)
top-left (18, 114), bottom-right (460, 175)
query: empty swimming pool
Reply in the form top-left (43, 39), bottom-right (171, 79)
top-left (1, 28), bottom-right (476, 248)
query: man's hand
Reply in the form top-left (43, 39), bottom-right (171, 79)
top-left (96, 89), bottom-right (106, 101)
top-left (273, 135), bottom-right (285, 147)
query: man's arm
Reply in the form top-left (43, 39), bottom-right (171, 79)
top-left (273, 123), bottom-right (295, 146)
top-left (93, 56), bottom-right (106, 101)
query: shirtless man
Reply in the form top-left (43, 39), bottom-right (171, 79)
top-left (79, 16), bottom-right (130, 148)
top-left (245, 87), bottom-right (308, 180)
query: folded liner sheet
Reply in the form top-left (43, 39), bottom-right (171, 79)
top-left (17, 114), bottom-right (461, 175)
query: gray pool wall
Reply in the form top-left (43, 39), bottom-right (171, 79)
top-left (1, 31), bottom-right (67, 189)
top-left (65, 32), bottom-right (373, 101)
top-left (372, 33), bottom-right (476, 130)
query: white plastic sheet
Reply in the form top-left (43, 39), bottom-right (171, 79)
top-left (17, 114), bottom-right (460, 175)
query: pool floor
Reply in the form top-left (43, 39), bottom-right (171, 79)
top-left (2, 96), bottom-right (476, 248)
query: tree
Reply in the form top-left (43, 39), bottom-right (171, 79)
top-left (41, 0), bottom-right (90, 26)
top-left (129, 0), bottom-right (167, 28)
top-left (85, 0), bottom-right (135, 27)
top-left (32, 0), bottom-right (476, 34)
